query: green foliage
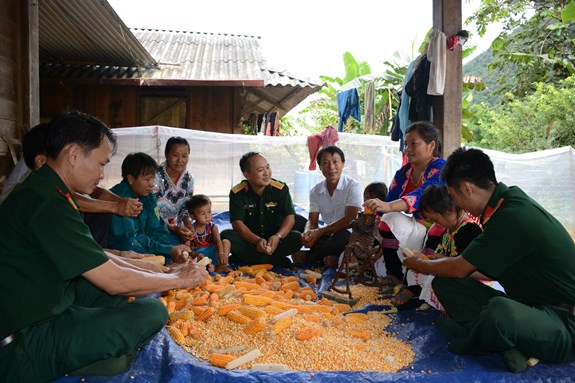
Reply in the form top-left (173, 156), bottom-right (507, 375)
top-left (468, 0), bottom-right (575, 98)
top-left (466, 75), bottom-right (575, 152)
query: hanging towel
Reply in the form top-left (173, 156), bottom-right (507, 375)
top-left (307, 125), bottom-right (340, 170)
top-left (364, 81), bottom-right (376, 134)
top-left (336, 88), bottom-right (361, 132)
top-left (427, 29), bottom-right (447, 96)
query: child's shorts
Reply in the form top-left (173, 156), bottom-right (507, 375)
top-left (195, 245), bottom-right (218, 265)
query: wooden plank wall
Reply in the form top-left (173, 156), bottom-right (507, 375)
top-left (40, 81), bottom-right (240, 134)
top-left (0, 0), bottom-right (38, 180)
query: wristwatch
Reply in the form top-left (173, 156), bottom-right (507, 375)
top-left (275, 232), bottom-right (283, 240)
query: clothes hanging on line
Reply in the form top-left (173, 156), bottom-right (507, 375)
top-left (364, 81), bottom-right (376, 134)
top-left (427, 29), bottom-right (447, 96)
top-left (405, 54), bottom-right (434, 123)
top-left (336, 88), bottom-right (361, 132)
top-left (307, 125), bottom-right (339, 170)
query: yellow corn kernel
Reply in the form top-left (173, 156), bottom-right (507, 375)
top-left (303, 314), bottom-right (321, 323)
top-left (209, 353), bottom-right (237, 368)
top-left (227, 310), bottom-right (252, 324)
top-left (238, 306), bottom-right (267, 320)
top-left (242, 294), bottom-right (273, 307)
top-left (271, 317), bottom-right (293, 334)
top-left (243, 318), bottom-right (267, 334)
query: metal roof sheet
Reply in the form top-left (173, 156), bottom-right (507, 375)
top-left (38, 0), bottom-right (156, 67)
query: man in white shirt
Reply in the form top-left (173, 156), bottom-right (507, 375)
top-left (295, 146), bottom-right (363, 267)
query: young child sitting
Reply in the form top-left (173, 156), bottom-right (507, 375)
top-left (393, 184), bottom-right (483, 310)
top-left (185, 194), bottom-right (232, 273)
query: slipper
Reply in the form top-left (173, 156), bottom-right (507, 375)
top-left (390, 287), bottom-right (415, 306)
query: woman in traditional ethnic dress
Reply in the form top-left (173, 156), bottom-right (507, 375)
top-left (364, 121), bottom-right (445, 293)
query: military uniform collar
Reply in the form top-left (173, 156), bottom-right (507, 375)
top-left (481, 182), bottom-right (508, 224)
top-left (40, 165), bottom-right (79, 210)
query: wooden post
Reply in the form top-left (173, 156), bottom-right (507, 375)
top-left (432, 0), bottom-right (462, 158)
top-left (19, 0), bottom-right (40, 134)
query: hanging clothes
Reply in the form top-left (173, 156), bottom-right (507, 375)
top-left (336, 88), bottom-right (361, 132)
top-left (405, 54), bottom-right (433, 123)
top-left (364, 81), bottom-right (376, 134)
top-left (307, 125), bottom-right (340, 170)
top-left (264, 112), bottom-right (279, 136)
top-left (427, 29), bottom-right (447, 96)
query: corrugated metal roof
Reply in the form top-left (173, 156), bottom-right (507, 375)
top-left (38, 0), bottom-right (156, 67)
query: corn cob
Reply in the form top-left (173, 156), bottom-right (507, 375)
top-left (264, 305), bottom-right (284, 315)
top-left (271, 308), bottom-right (298, 323)
top-left (251, 264), bottom-right (273, 271)
top-left (209, 353), bottom-right (237, 368)
top-left (295, 328), bottom-right (318, 341)
top-left (193, 294), bottom-right (209, 306)
top-left (225, 349), bottom-right (262, 370)
top-left (217, 275), bottom-right (234, 286)
top-left (333, 303), bottom-right (352, 313)
top-left (346, 328), bottom-right (371, 340)
top-left (303, 314), bottom-right (321, 323)
top-left (243, 318), bottom-right (267, 334)
top-left (242, 294), bottom-right (273, 307)
top-left (234, 281), bottom-right (260, 290)
top-left (237, 266), bottom-right (254, 274)
top-left (216, 285), bottom-right (234, 298)
top-left (167, 301), bottom-right (176, 314)
top-left (262, 272), bottom-right (276, 281)
top-left (195, 307), bottom-right (215, 321)
top-left (238, 306), bottom-right (267, 320)
top-left (227, 310), bottom-right (252, 324)
top-left (167, 326), bottom-right (187, 346)
top-left (141, 255), bottom-right (166, 265)
top-left (271, 317), bottom-right (293, 334)
top-left (304, 269), bottom-right (322, 279)
top-left (217, 304), bottom-right (241, 316)
top-left (169, 310), bottom-right (194, 322)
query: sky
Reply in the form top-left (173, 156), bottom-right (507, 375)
top-left (108, 0), bottom-right (500, 81)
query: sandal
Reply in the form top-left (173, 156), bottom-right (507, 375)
top-left (390, 287), bottom-right (415, 306)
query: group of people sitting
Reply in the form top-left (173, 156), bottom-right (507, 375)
top-left (1, 110), bottom-right (574, 382)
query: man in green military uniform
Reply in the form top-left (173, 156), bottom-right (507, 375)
top-left (0, 111), bottom-right (207, 382)
top-left (404, 147), bottom-right (575, 373)
top-left (221, 152), bottom-right (302, 267)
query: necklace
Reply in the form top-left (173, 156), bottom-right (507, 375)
top-left (193, 223), bottom-right (209, 243)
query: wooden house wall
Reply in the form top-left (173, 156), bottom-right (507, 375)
top-left (40, 81), bottom-right (243, 134)
top-left (0, 0), bottom-right (38, 180)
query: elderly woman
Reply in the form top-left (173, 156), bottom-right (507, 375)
top-left (364, 121), bottom-right (446, 292)
top-left (155, 136), bottom-right (195, 241)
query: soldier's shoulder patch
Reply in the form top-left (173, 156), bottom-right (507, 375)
top-left (231, 180), bottom-right (247, 193)
top-left (270, 179), bottom-right (285, 190)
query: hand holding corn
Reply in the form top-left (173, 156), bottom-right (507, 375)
top-left (174, 258), bottom-right (209, 287)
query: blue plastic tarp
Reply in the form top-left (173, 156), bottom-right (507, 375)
top-left (52, 266), bottom-right (575, 383)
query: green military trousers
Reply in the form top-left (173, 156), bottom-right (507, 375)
top-left (0, 278), bottom-right (167, 382)
top-left (432, 276), bottom-right (575, 363)
top-left (222, 229), bottom-right (302, 267)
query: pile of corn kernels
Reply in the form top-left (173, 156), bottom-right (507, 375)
top-left (160, 265), bottom-right (414, 372)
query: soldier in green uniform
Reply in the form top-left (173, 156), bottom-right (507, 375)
top-left (404, 147), bottom-right (575, 373)
top-left (221, 152), bottom-right (302, 267)
top-left (0, 111), bottom-right (208, 382)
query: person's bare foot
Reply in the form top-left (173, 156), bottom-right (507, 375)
top-left (323, 255), bottom-right (339, 268)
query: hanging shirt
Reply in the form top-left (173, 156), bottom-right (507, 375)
top-left (336, 89), bottom-right (361, 132)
